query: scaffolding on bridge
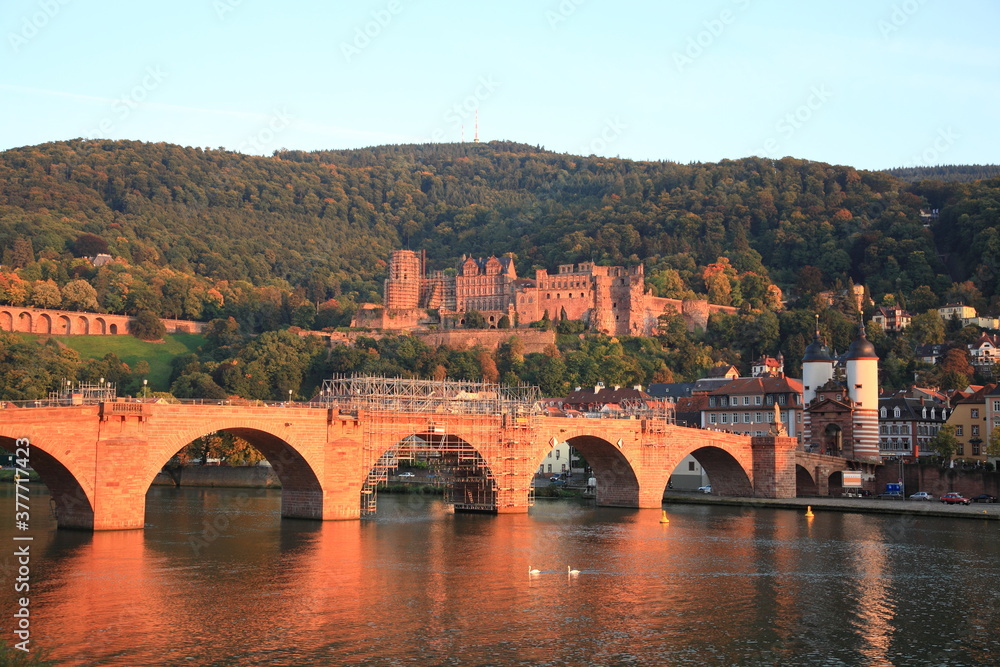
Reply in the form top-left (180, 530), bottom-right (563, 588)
top-left (319, 376), bottom-right (540, 517)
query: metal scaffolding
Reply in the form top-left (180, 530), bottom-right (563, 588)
top-left (318, 376), bottom-right (539, 516)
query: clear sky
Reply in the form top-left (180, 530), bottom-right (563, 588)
top-left (1, 0), bottom-right (997, 170)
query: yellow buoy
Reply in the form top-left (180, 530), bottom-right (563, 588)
top-left (659, 510), bottom-right (669, 524)
top-left (805, 506), bottom-right (815, 518)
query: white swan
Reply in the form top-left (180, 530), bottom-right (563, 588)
top-left (529, 566), bottom-right (541, 575)
top-left (567, 565), bottom-right (580, 575)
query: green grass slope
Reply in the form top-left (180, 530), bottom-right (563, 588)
top-left (19, 333), bottom-right (204, 389)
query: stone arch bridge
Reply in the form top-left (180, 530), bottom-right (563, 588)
top-left (1, 401), bottom-right (801, 531)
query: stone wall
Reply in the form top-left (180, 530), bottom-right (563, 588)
top-left (152, 465), bottom-right (281, 488)
top-left (876, 464), bottom-right (1000, 497)
top-left (416, 329), bottom-right (556, 354)
top-left (0, 305), bottom-right (206, 336)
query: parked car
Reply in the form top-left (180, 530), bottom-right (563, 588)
top-left (970, 493), bottom-right (997, 504)
top-left (940, 492), bottom-right (971, 505)
top-left (879, 492), bottom-right (904, 500)
top-left (549, 478), bottom-right (567, 487)
top-left (697, 485), bottom-right (713, 494)
top-left (908, 491), bottom-right (933, 501)
top-left (398, 472), bottom-right (415, 478)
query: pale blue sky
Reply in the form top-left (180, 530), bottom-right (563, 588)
top-left (2, 0), bottom-right (997, 169)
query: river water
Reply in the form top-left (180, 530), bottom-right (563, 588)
top-left (1, 485), bottom-right (998, 666)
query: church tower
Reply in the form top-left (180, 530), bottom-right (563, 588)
top-left (844, 322), bottom-right (880, 460)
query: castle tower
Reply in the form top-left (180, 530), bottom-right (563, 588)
top-left (801, 319), bottom-right (835, 449)
top-left (844, 322), bottom-right (880, 460)
top-left (801, 319), bottom-right (834, 406)
top-left (384, 250), bottom-right (424, 310)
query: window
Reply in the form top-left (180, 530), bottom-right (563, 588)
top-left (688, 461), bottom-right (696, 471)
top-left (956, 425), bottom-right (964, 437)
top-left (561, 463), bottom-right (567, 472)
top-left (733, 413), bottom-right (739, 424)
top-left (709, 397), bottom-right (717, 407)
top-left (956, 443), bottom-right (964, 456)
top-left (555, 450), bottom-right (560, 460)
top-left (972, 425), bottom-right (980, 437)
top-left (709, 414), bottom-right (717, 424)
top-left (895, 408), bottom-right (902, 418)
top-left (971, 409), bottom-right (980, 419)
top-left (993, 400), bottom-right (1000, 412)
top-left (901, 425), bottom-right (909, 435)
top-left (754, 396), bottom-right (762, 405)
top-left (743, 396), bottom-right (750, 405)
top-left (778, 395), bottom-right (786, 405)
top-left (880, 407), bottom-right (887, 418)
top-left (743, 413), bottom-right (751, 423)
top-left (880, 425), bottom-right (887, 435)
top-left (766, 395), bottom-right (774, 405)
top-left (547, 464), bottom-right (552, 472)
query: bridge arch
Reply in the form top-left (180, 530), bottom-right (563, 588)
top-left (560, 433), bottom-right (641, 508)
top-left (0, 310), bottom-right (11, 331)
top-left (76, 315), bottom-right (90, 335)
top-left (147, 425), bottom-right (324, 521)
top-left (661, 432), bottom-right (755, 498)
top-left (15, 311), bottom-right (32, 333)
top-left (365, 429), bottom-right (500, 514)
top-left (94, 317), bottom-right (107, 334)
top-left (0, 435), bottom-right (95, 530)
top-left (796, 464), bottom-right (819, 496)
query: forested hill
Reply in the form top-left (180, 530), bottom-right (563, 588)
top-left (2, 139), bottom-right (999, 330)
top-left (884, 165), bottom-right (1000, 183)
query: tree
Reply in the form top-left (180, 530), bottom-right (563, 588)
top-left (130, 309), bottom-right (166, 341)
top-left (30, 280), bottom-right (62, 308)
top-left (61, 280), bottom-right (101, 312)
top-left (987, 425), bottom-right (1000, 459)
top-left (464, 310), bottom-right (486, 329)
top-left (929, 423), bottom-right (959, 460)
top-left (907, 311), bottom-right (945, 345)
top-left (171, 372), bottom-right (228, 400)
top-left (73, 233), bottom-right (109, 258)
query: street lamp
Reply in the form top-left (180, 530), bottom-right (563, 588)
top-left (143, 379), bottom-right (148, 399)
top-left (288, 389), bottom-right (293, 405)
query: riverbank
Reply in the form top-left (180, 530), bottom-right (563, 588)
top-left (663, 491), bottom-right (1000, 520)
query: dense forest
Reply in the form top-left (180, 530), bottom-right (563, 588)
top-left (1, 139), bottom-right (999, 401)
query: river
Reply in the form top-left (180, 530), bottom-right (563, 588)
top-left (0, 485), bottom-right (997, 666)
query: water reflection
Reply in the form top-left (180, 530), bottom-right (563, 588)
top-left (0, 486), bottom-right (998, 665)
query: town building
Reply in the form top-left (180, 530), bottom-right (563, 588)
top-left (947, 384), bottom-right (994, 463)
top-left (877, 393), bottom-right (950, 459)
top-left (938, 303), bottom-right (977, 323)
top-left (751, 355), bottom-right (784, 377)
top-left (701, 376), bottom-right (805, 439)
top-left (871, 305), bottom-right (912, 332)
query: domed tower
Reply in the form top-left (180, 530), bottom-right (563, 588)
top-left (801, 317), bottom-right (834, 406)
top-left (844, 322), bottom-right (880, 460)
top-left (801, 317), bottom-right (835, 450)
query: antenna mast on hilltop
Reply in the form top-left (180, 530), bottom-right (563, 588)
top-left (461, 124), bottom-right (465, 143)
top-left (474, 109), bottom-right (479, 143)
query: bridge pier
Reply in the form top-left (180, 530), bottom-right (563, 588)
top-left (751, 436), bottom-right (798, 499)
